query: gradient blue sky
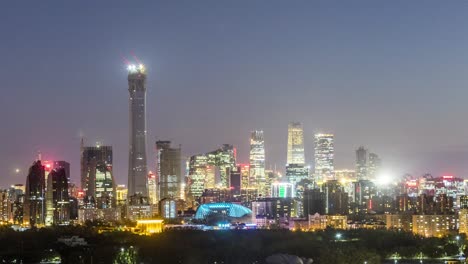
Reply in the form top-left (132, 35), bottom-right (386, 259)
top-left (1, 1), bottom-right (468, 187)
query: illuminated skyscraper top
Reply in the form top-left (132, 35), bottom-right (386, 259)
top-left (287, 122), bottom-right (305, 165)
top-left (128, 63), bottom-right (148, 197)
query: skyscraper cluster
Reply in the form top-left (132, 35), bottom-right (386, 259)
top-left (23, 160), bottom-right (71, 227)
top-left (11, 59), bottom-right (468, 240)
top-left (355, 146), bottom-right (381, 181)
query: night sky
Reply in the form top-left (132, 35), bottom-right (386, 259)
top-left (1, 1), bottom-right (468, 187)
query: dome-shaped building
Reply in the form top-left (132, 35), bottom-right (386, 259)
top-left (194, 203), bottom-right (252, 224)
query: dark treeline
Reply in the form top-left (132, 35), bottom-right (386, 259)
top-left (0, 226), bottom-right (464, 264)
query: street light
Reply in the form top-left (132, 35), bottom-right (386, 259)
top-left (335, 233), bottom-right (342, 240)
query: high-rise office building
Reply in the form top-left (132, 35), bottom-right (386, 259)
top-left (314, 133), bottom-right (334, 183)
top-left (24, 160), bottom-right (46, 227)
top-left (335, 170), bottom-right (356, 183)
top-left (287, 122), bottom-right (305, 165)
top-left (265, 169), bottom-right (282, 198)
top-left (303, 189), bottom-right (326, 216)
top-left (188, 155), bottom-right (208, 199)
top-left (147, 171), bottom-right (157, 204)
top-left (355, 146), bottom-right (368, 180)
top-left (286, 164), bottom-right (309, 188)
top-left (355, 147), bottom-right (381, 181)
top-left (368, 153), bottom-right (381, 180)
top-left (354, 180), bottom-right (376, 214)
top-left (188, 145), bottom-right (236, 200)
top-left (80, 141), bottom-right (115, 209)
top-left (156, 141), bottom-right (182, 200)
top-left (127, 63), bottom-right (148, 197)
top-left (238, 164), bottom-right (250, 189)
top-left (249, 131), bottom-right (266, 195)
top-left (42, 160), bottom-right (70, 183)
top-left (45, 168), bottom-right (70, 226)
top-left (271, 182), bottom-right (294, 198)
top-left (53, 161), bottom-right (70, 183)
top-left (159, 198), bottom-right (177, 219)
top-left (322, 180), bottom-right (348, 215)
top-left (116, 185), bottom-right (128, 206)
top-left (229, 166), bottom-right (242, 197)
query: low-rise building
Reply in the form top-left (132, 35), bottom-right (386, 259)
top-left (78, 207), bottom-right (121, 223)
top-left (308, 213), bottom-right (347, 230)
top-left (135, 219), bottom-right (164, 235)
top-left (386, 214), bottom-right (412, 232)
top-left (412, 214), bottom-right (458, 237)
top-left (458, 209), bottom-right (468, 235)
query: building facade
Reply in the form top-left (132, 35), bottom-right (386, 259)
top-left (24, 161), bottom-right (46, 227)
top-left (287, 122), bottom-right (305, 165)
top-left (159, 198), bottom-right (177, 219)
top-left (188, 145), bottom-right (236, 200)
top-left (271, 182), bottom-right (294, 198)
top-left (80, 142), bottom-right (115, 209)
top-left (249, 130), bottom-right (266, 195)
top-left (412, 214), bottom-right (458, 237)
top-left (127, 64), bottom-right (148, 197)
top-left (46, 168), bottom-right (70, 226)
top-left (355, 146), bottom-right (368, 181)
top-left (314, 133), bottom-right (334, 183)
top-left (156, 141), bottom-right (182, 200)
top-left (368, 153), bottom-right (381, 180)
top-left (147, 171), bottom-right (157, 204)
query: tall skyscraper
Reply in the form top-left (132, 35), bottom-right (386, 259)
top-left (116, 184), bottom-right (128, 206)
top-left (286, 164), bottom-right (309, 196)
top-left (53, 161), bottom-right (71, 183)
top-left (287, 122), bottom-right (305, 165)
top-left (42, 160), bottom-right (70, 183)
top-left (368, 153), bottom-right (381, 180)
top-left (45, 168), bottom-right (70, 226)
top-left (147, 171), bottom-right (157, 204)
top-left (188, 155), bottom-right (208, 199)
top-left (355, 146), bottom-right (368, 181)
top-left (249, 130), bottom-right (266, 195)
top-left (229, 166), bottom-right (242, 197)
top-left (322, 180), bottom-right (348, 215)
top-left (238, 164), bottom-right (250, 189)
top-left (314, 133), bottom-right (335, 183)
top-left (156, 141), bottom-right (182, 201)
top-left (24, 160), bottom-right (46, 227)
top-left (80, 141), bottom-right (115, 209)
top-left (355, 147), bottom-right (381, 181)
top-left (127, 63), bottom-right (148, 197)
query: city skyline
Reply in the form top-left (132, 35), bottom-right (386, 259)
top-left (2, 1), bottom-right (468, 188)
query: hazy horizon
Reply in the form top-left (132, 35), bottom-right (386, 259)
top-left (2, 1), bottom-right (468, 187)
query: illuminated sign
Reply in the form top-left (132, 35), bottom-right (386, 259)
top-left (279, 186), bottom-right (286, 198)
top-left (442, 175), bottom-right (454, 180)
top-left (406, 181), bottom-right (417, 187)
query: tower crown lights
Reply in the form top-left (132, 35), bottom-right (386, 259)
top-left (127, 64), bottom-right (145, 73)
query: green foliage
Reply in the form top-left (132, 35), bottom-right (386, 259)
top-left (0, 226), bottom-right (463, 263)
